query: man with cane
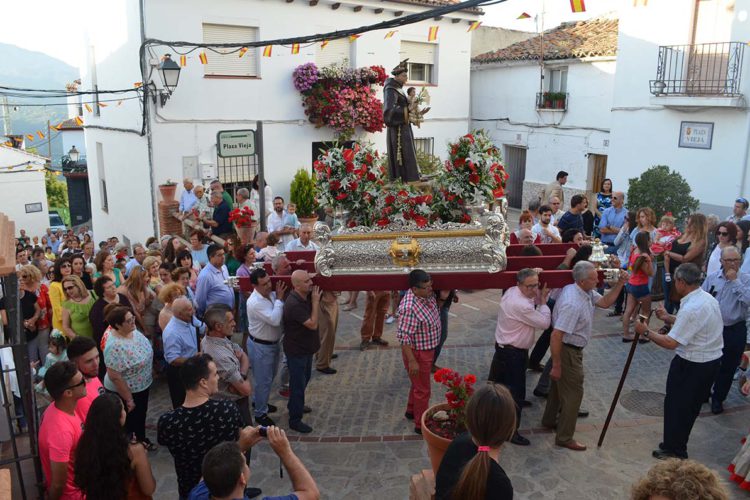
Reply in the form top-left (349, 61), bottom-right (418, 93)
top-left (634, 263), bottom-right (723, 460)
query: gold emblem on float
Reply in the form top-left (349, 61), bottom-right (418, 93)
top-left (389, 235), bottom-right (421, 268)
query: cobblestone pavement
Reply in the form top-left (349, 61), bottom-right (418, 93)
top-left (143, 283), bottom-right (750, 499)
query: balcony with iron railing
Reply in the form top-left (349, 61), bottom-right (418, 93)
top-left (649, 42), bottom-right (745, 107)
top-left (536, 92), bottom-right (568, 111)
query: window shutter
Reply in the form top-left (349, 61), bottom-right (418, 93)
top-left (315, 38), bottom-right (351, 68)
top-left (202, 23), bottom-right (258, 77)
top-left (399, 41), bottom-right (436, 65)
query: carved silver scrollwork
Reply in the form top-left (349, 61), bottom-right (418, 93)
top-left (482, 213), bottom-right (509, 273)
top-left (313, 222), bottom-right (336, 277)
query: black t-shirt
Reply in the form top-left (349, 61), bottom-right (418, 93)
top-left (435, 432), bottom-right (513, 500)
top-left (20, 291), bottom-right (38, 341)
top-left (283, 291), bottom-right (320, 356)
top-left (557, 211), bottom-right (584, 233)
top-left (157, 399), bottom-right (243, 498)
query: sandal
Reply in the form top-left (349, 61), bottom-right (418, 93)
top-left (141, 438), bottom-right (158, 452)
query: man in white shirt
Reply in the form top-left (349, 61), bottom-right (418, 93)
top-left (548, 196), bottom-right (565, 226)
top-left (532, 205), bottom-right (562, 244)
top-left (246, 268), bottom-right (287, 427)
top-left (285, 224), bottom-right (319, 252)
top-left (635, 262), bottom-right (723, 460)
top-left (267, 197), bottom-right (295, 251)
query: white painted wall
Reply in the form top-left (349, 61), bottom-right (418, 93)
top-left (0, 169), bottom-right (50, 237)
top-left (82, 0), bottom-right (477, 242)
top-left (471, 57), bottom-right (616, 205)
top-left (608, 0), bottom-right (750, 216)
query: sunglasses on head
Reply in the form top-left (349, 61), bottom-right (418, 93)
top-left (718, 231), bottom-right (729, 236)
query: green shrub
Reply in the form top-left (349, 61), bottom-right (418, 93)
top-left (627, 165), bottom-right (699, 224)
top-left (290, 168), bottom-right (318, 218)
top-left (416, 150), bottom-right (443, 177)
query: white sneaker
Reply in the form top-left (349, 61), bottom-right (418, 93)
top-left (385, 315), bottom-right (395, 325)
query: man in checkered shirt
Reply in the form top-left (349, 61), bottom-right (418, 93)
top-left (397, 269), bottom-right (442, 434)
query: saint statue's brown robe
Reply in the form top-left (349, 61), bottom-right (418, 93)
top-left (383, 77), bottom-right (420, 182)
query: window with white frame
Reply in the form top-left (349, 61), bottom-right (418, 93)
top-left (399, 41), bottom-right (437, 84)
top-left (546, 67), bottom-right (568, 93)
top-left (316, 38), bottom-right (351, 68)
top-left (202, 23), bottom-right (259, 77)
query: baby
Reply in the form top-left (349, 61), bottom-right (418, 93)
top-left (257, 233), bottom-right (280, 262)
top-left (653, 215), bottom-right (682, 282)
top-left (35, 331), bottom-right (68, 396)
top-left (284, 203), bottom-right (301, 235)
top-left (407, 87), bottom-right (431, 128)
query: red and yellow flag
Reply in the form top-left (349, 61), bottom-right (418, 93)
top-left (467, 21), bottom-right (481, 32)
top-left (262, 45), bottom-right (272, 57)
top-left (37, 131), bottom-right (45, 139)
top-left (291, 43), bottom-right (300, 55)
top-left (52, 122), bottom-right (63, 131)
top-left (517, 12), bottom-right (531, 19)
top-left (238, 47), bottom-right (248, 58)
top-left (199, 52), bottom-right (208, 64)
top-left (180, 55), bottom-right (187, 66)
top-left (428, 26), bottom-right (439, 41)
top-left (384, 31), bottom-right (397, 39)
top-left (25, 134), bottom-right (34, 142)
top-left (321, 40), bottom-right (329, 49)
top-left (74, 116), bottom-right (84, 126)
top-left (570, 0), bottom-right (586, 12)
top-left (348, 34), bottom-right (361, 42)
top-left (84, 103), bottom-right (93, 113)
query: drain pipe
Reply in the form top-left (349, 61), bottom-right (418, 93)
top-left (139, 0), bottom-right (158, 238)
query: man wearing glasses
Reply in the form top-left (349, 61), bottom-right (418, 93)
top-left (195, 244), bottom-right (234, 318)
top-left (38, 361), bottom-right (87, 499)
top-left (598, 191), bottom-right (627, 250)
top-left (728, 197), bottom-right (748, 223)
top-left (699, 246), bottom-right (750, 415)
top-left (489, 268), bottom-right (551, 446)
top-left (397, 269), bottom-right (442, 435)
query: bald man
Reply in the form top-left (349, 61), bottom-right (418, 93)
top-left (163, 297), bottom-right (201, 408)
top-left (282, 270), bottom-right (321, 433)
top-left (286, 224), bottom-right (319, 252)
top-left (518, 228), bottom-right (535, 246)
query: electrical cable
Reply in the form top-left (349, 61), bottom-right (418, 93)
top-left (0, 85), bottom-right (142, 97)
top-left (2, 95), bottom-right (143, 108)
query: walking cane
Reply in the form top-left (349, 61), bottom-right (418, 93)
top-left (597, 306), bottom-right (651, 447)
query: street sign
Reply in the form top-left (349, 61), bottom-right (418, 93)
top-left (217, 129), bottom-right (256, 157)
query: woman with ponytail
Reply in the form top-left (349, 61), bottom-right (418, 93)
top-left (435, 382), bottom-right (516, 500)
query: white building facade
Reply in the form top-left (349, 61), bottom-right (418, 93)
top-left (81, 0), bottom-right (479, 242)
top-left (470, 17), bottom-right (618, 210)
top-left (608, 0), bottom-right (750, 217)
top-left (0, 146), bottom-right (50, 237)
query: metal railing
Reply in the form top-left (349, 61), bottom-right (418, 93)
top-left (650, 42), bottom-right (745, 96)
top-left (536, 92), bottom-right (568, 110)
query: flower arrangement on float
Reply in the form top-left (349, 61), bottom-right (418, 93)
top-left (375, 185), bottom-right (434, 228)
top-left (293, 62), bottom-right (387, 140)
top-left (433, 130), bottom-right (509, 223)
top-left (228, 206), bottom-right (256, 227)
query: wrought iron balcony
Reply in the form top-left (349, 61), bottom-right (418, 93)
top-left (650, 42), bottom-right (745, 97)
top-left (536, 92), bottom-right (568, 111)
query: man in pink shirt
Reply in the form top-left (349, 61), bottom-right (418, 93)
top-left (38, 361), bottom-right (86, 499)
top-left (67, 336), bottom-right (104, 422)
top-left (489, 268), bottom-right (551, 446)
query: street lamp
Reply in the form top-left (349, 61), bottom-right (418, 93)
top-left (157, 54), bottom-right (181, 106)
top-left (68, 145), bottom-right (80, 163)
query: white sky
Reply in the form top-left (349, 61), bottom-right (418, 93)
top-left (0, 0), bottom-right (619, 70)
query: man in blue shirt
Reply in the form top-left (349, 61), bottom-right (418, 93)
top-left (556, 194), bottom-right (586, 234)
top-left (125, 244), bottom-right (147, 277)
top-left (163, 298), bottom-right (203, 408)
top-left (196, 244), bottom-right (235, 317)
top-left (180, 178), bottom-right (198, 214)
top-left (598, 191), bottom-right (627, 246)
top-left (206, 191), bottom-right (233, 237)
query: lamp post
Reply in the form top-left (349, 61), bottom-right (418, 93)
top-left (68, 145), bottom-right (80, 164)
top-left (157, 54), bottom-right (181, 106)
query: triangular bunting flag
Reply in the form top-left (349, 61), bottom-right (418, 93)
top-left (384, 31), bottom-right (397, 39)
top-left (37, 131), bottom-right (45, 139)
top-left (134, 82), bottom-right (143, 88)
top-left (517, 12), bottom-right (531, 19)
top-left (570, 0), bottom-right (586, 12)
top-left (25, 134), bottom-right (34, 141)
top-left (84, 103), bottom-right (93, 113)
top-left (291, 44), bottom-right (300, 55)
top-left (238, 47), bottom-right (248, 58)
top-left (75, 116), bottom-right (83, 126)
top-left (428, 26), bottom-right (439, 42)
top-left (199, 52), bottom-right (208, 64)
top-left (348, 34), bottom-right (360, 42)
top-left (263, 46), bottom-right (273, 57)
top-left (467, 21), bottom-right (481, 32)
top-left (99, 102), bottom-right (108, 108)
top-left (180, 55), bottom-right (187, 66)
top-left (321, 40), bottom-right (329, 49)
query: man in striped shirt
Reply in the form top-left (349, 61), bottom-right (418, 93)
top-left (397, 269), bottom-right (442, 434)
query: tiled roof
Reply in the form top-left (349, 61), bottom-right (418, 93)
top-left (472, 17), bottom-right (618, 64)
top-left (57, 118), bottom-right (83, 130)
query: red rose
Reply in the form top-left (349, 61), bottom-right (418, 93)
top-left (384, 194), bottom-right (396, 205)
top-left (464, 374), bottom-right (476, 385)
top-left (367, 172), bottom-right (376, 181)
top-left (469, 173), bottom-right (480, 185)
top-left (336, 193), bottom-right (348, 200)
top-left (330, 180), bottom-right (341, 190)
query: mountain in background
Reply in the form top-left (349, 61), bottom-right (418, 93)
top-left (0, 42), bottom-right (79, 164)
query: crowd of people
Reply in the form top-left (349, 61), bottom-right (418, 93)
top-left (2, 172), bottom-right (748, 498)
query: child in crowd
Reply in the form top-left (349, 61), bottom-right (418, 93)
top-left (284, 203), bottom-right (301, 234)
top-left (257, 233), bottom-right (280, 262)
top-left (652, 214), bottom-right (682, 282)
top-left (44, 246), bottom-right (56, 262)
top-left (34, 331), bottom-right (68, 395)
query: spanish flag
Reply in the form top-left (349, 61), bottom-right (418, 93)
top-left (570, 0), bottom-right (585, 12)
top-left (349, 34), bottom-right (361, 42)
top-left (199, 52), bottom-right (208, 64)
top-left (180, 55), bottom-right (187, 66)
top-left (263, 45), bottom-right (273, 57)
top-left (428, 26), bottom-right (439, 42)
top-left (84, 103), bottom-right (93, 113)
top-left (238, 47), bottom-right (248, 58)
top-left (517, 12), bottom-right (531, 19)
top-left (74, 116), bottom-right (84, 126)
top-left (37, 131), bottom-right (45, 139)
top-left (467, 21), bottom-right (481, 32)
top-left (384, 31), bottom-right (397, 39)
top-left (291, 43), bottom-right (300, 55)
top-left (321, 40), bottom-right (329, 49)
top-left (26, 134), bottom-right (34, 141)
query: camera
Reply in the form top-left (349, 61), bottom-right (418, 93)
top-left (258, 426), bottom-right (268, 437)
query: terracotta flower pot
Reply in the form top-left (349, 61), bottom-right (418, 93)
top-left (421, 403), bottom-right (453, 475)
top-left (236, 223), bottom-right (256, 245)
top-left (159, 184), bottom-right (177, 202)
top-left (298, 215), bottom-right (319, 225)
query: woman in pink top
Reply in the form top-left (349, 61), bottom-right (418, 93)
top-left (623, 231), bottom-right (654, 343)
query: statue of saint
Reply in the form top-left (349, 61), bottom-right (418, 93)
top-left (383, 59), bottom-right (420, 183)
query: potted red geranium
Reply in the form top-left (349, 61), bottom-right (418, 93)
top-left (229, 206), bottom-right (256, 245)
top-left (422, 368), bottom-right (477, 474)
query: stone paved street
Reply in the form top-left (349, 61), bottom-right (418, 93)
top-left (143, 285), bottom-right (750, 499)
